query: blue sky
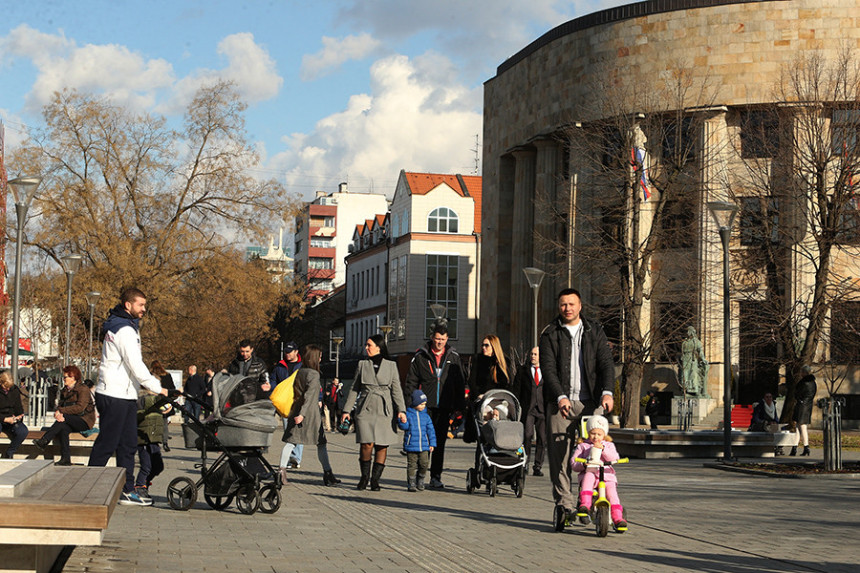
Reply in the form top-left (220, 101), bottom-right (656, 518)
top-left (2, 1), bottom-right (626, 199)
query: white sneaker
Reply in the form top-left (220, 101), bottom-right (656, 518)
top-left (428, 477), bottom-right (445, 489)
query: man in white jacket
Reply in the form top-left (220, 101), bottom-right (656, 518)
top-left (88, 287), bottom-right (167, 506)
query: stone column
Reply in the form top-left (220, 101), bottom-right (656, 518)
top-left (510, 147), bottom-right (536, 350)
top-left (533, 138), bottom-right (561, 328)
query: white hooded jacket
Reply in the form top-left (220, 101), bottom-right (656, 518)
top-left (95, 305), bottom-right (163, 400)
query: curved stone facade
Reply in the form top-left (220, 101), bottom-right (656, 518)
top-left (481, 0), bottom-right (860, 408)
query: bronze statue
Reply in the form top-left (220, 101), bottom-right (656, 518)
top-left (679, 326), bottom-right (709, 397)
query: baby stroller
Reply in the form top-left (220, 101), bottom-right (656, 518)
top-left (465, 388), bottom-right (527, 497)
top-left (166, 372), bottom-right (282, 515)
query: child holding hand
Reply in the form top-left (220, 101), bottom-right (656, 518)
top-left (398, 390), bottom-right (436, 492)
top-left (571, 415), bottom-right (627, 531)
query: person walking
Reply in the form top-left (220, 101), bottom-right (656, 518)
top-left (150, 360), bottom-right (174, 452)
top-left (272, 342), bottom-right (303, 468)
top-left (278, 345), bottom-right (340, 486)
top-left (791, 368), bottom-right (817, 456)
top-left (88, 287), bottom-right (167, 507)
top-left (32, 365), bottom-right (95, 465)
top-left (469, 335), bottom-right (511, 399)
top-left (540, 287), bottom-right (616, 523)
top-left (227, 339), bottom-right (269, 397)
top-left (342, 335), bottom-right (407, 491)
top-left (513, 346), bottom-right (546, 476)
top-left (403, 321), bottom-right (466, 489)
top-left (398, 390), bottom-right (436, 492)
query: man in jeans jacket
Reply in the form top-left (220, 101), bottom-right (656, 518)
top-left (88, 287), bottom-right (167, 506)
top-left (404, 321), bottom-right (466, 489)
top-left (540, 288), bottom-right (616, 522)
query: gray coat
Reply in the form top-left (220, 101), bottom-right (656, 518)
top-left (344, 358), bottom-right (406, 446)
top-left (282, 368), bottom-right (322, 445)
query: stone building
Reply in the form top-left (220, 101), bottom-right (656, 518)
top-left (480, 0), bottom-right (860, 423)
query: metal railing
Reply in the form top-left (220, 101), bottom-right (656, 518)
top-left (817, 397), bottom-right (844, 471)
top-left (22, 376), bottom-right (52, 429)
top-left (677, 397), bottom-right (697, 431)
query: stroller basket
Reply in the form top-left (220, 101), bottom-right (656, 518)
top-left (182, 422), bottom-right (219, 450)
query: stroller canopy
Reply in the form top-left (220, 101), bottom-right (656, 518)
top-left (478, 388), bottom-right (522, 422)
top-left (211, 372), bottom-right (278, 434)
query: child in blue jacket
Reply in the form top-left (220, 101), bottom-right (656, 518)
top-left (398, 390), bottom-right (436, 491)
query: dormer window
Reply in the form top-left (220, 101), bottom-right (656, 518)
top-left (428, 207), bottom-right (459, 233)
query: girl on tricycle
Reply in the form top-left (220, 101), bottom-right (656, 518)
top-left (571, 415), bottom-right (627, 534)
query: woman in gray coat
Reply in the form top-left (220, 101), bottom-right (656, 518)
top-left (342, 335), bottom-right (407, 491)
top-left (278, 345), bottom-right (340, 486)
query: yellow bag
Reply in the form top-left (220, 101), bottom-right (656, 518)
top-left (270, 371), bottom-right (297, 417)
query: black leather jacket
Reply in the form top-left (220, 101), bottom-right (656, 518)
top-left (404, 343), bottom-right (466, 411)
top-left (539, 315), bottom-right (616, 405)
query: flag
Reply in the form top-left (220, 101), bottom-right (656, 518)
top-left (631, 146), bottom-right (651, 201)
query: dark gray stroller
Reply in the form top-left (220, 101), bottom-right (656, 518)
top-left (167, 373), bottom-right (281, 514)
top-left (465, 388), bottom-right (527, 497)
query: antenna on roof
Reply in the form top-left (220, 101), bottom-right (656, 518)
top-left (472, 134), bottom-right (481, 174)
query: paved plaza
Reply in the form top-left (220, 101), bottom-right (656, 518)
top-left (64, 432), bottom-right (860, 573)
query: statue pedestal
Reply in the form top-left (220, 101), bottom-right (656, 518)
top-left (671, 397), bottom-right (717, 427)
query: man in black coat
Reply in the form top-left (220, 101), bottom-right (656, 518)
top-left (226, 339), bottom-right (269, 399)
top-left (404, 321), bottom-right (466, 489)
top-left (540, 288), bottom-right (616, 520)
top-left (183, 365), bottom-right (206, 421)
top-left (512, 346), bottom-right (545, 476)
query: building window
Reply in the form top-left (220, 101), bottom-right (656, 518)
top-left (831, 302), bottom-right (860, 363)
top-left (832, 109), bottom-right (860, 156)
top-left (662, 115), bottom-right (695, 166)
top-left (323, 215), bottom-right (335, 227)
top-left (741, 110), bottom-right (778, 159)
top-left (295, 240), bottom-right (302, 254)
top-left (740, 196), bottom-right (780, 246)
top-left (661, 198), bottom-right (697, 249)
top-left (310, 237), bottom-right (333, 248)
top-left (651, 301), bottom-right (695, 362)
top-left (428, 208), bottom-right (459, 233)
top-left (309, 258), bottom-right (333, 270)
top-left (426, 254), bottom-right (458, 338)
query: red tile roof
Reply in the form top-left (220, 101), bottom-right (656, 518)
top-left (403, 172), bottom-right (482, 231)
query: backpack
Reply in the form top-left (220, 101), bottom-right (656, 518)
top-left (270, 370), bottom-right (298, 417)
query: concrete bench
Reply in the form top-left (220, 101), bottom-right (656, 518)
top-left (0, 459), bottom-right (124, 573)
top-left (0, 430), bottom-right (111, 466)
top-left (612, 429), bottom-right (796, 459)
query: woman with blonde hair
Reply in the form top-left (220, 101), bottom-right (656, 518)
top-left (470, 335), bottom-right (510, 401)
top-left (0, 371), bottom-right (28, 458)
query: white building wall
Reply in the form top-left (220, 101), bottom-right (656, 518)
top-left (329, 192), bottom-right (389, 287)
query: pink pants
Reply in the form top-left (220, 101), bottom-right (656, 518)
top-left (578, 470), bottom-right (621, 506)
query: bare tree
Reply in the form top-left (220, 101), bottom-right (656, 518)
top-left (726, 49), bottom-right (860, 418)
top-left (535, 64), bottom-right (723, 427)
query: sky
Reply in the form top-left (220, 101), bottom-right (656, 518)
top-left (1, 0), bottom-right (627, 201)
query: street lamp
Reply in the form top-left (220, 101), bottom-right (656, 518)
top-left (707, 200), bottom-right (739, 461)
top-left (85, 291), bottom-right (101, 381)
top-left (7, 176), bottom-right (42, 384)
top-left (523, 267), bottom-right (546, 347)
top-left (378, 324), bottom-right (393, 345)
top-left (60, 254), bottom-right (83, 367)
top-left (331, 336), bottom-right (344, 379)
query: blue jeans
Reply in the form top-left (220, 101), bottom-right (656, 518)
top-left (1, 421), bottom-right (28, 458)
top-left (136, 443), bottom-right (164, 488)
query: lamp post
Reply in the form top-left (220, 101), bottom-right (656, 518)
top-left (378, 324), bottom-right (393, 345)
top-left (60, 254), bottom-right (83, 367)
top-left (85, 291), bottom-right (101, 381)
top-left (7, 176), bottom-right (42, 384)
top-left (707, 200), bottom-right (739, 461)
top-left (523, 267), bottom-right (546, 348)
top-left (332, 336), bottom-right (344, 379)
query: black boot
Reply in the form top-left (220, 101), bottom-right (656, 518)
top-left (370, 463), bottom-right (385, 491)
top-left (407, 478), bottom-right (417, 492)
top-left (416, 474), bottom-right (425, 491)
top-left (356, 460), bottom-right (372, 490)
top-left (789, 446), bottom-right (797, 456)
top-left (323, 469), bottom-right (341, 486)
top-left (32, 437), bottom-right (49, 451)
top-left (801, 446), bottom-right (811, 456)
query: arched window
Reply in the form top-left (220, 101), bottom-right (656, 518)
top-left (427, 207), bottom-right (459, 233)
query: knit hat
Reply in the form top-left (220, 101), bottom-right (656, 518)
top-left (494, 402), bottom-right (509, 420)
top-left (586, 415), bottom-right (609, 435)
top-left (411, 390), bottom-right (427, 406)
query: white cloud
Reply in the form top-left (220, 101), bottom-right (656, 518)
top-left (301, 33), bottom-right (382, 81)
top-left (270, 53), bottom-right (481, 199)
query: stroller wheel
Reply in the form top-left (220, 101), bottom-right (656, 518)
top-left (204, 493), bottom-right (234, 511)
top-left (236, 485), bottom-right (260, 515)
top-left (166, 477), bottom-right (197, 511)
top-left (258, 484), bottom-right (282, 514)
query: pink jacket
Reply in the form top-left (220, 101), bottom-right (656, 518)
top-left (571, 440), bottom-right (620, 483)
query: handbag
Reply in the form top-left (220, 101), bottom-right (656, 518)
top-left (270, 371), bottom-right (297, 417)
